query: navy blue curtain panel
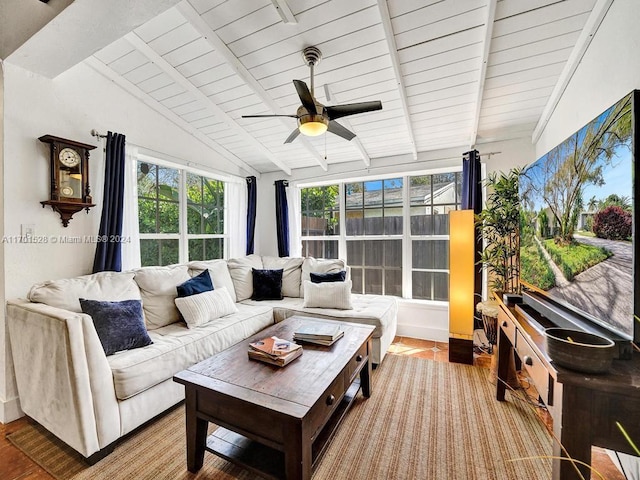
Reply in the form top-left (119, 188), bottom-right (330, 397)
top-left (246, 176), bottom-right (257, 255)
top-left (461, 149), bottom-right (483, 329)
top-left (275, 180), bottom-right (290, 257)
top-left (93, 132), bottom-right (126, 273)
top-left (461, 149), bottom-right (482, 213)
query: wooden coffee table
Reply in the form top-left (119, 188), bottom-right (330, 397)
top-left (173, 316), bottom-right (375, 480)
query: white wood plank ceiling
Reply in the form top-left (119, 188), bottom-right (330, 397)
top-left (85, 0), bottom-right (602, 175)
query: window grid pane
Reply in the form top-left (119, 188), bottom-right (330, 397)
top-left (347, 239), bottom-right (402, 297)
top-left (302, 240), bottom-right (339, 259)
top-left (409, 172), bottom-right (461, 300)
top-left (300, 185), bottom-right (340, 237)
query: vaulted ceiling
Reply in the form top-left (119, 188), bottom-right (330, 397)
top-left (7, 0), bottom-right (609, 176)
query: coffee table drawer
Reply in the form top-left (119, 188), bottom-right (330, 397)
top-left (307, 371), bottom-right (346, 439)
top-left (344, 343), bottom-right (368, 384)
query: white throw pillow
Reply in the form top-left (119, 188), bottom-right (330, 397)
top-left (303, 280), bottom-right (353, 310)
top-left (300, 257), bottom-right (347, 297)
top-left (174, 287), bottom-right (238, 329)
top-left (187, 259), bottom-right (237, 303)
top-left (262, 256), bottom-right (303, 298)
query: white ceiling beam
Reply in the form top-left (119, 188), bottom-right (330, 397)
top-left (6, 0), bottom-right (181, 78)
top-left (178, 1), bottom-right (328, 172)
top-left (125, 31), bottom-right (292, 176)
top-left (324, 84), bottom-right (371, 167)
top-left (84, 56), bottom-right (260, 178)
top-left (270, 0), bottom-right (297, 25)
top-left (376, 0), bottom-right (418, 161)
top-left (469, 0), bottom-right (497, 148)
top-left (531, 0), bottom-right (614, 144)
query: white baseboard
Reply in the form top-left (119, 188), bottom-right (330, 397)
top-left (0, 395), bottom-right (23, 424)
top-left (397, 323), bottom-right (449, 342)
top-left (396, 299), bottom-right (449, 342)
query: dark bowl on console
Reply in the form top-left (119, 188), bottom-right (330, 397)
top-left (544, 328), bottom-right (616, 374)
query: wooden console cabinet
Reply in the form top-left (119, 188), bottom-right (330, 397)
top-left (495, 297), bottom-right (640, 480)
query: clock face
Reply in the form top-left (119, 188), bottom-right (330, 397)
top-left (59, 148), bottom-right (81, 168)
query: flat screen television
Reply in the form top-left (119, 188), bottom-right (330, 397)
top-left (519, 90), bottom-right (639, 349)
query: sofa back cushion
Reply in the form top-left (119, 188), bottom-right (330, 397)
top-left (300, 257), bottom-right (347, 297)
top-left (227, 254), bottom-right (263, 302)
top-left (262, 256), bottom-right (303, 297)
top-left (134, 265), bottom-right (191, 330)
top-left (28, 271), bottom-right (141, 312)
top-left (187, 259), bottom-right (237, 303)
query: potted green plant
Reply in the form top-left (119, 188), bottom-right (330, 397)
top-left (477, 167), bottom-right (523, 295)
top-left (475, 167), bottom-right (522, 368)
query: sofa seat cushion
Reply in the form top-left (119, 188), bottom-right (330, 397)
top-left (107, 303), bottom-right (273, 400)
top-left (240, 294), bottom-right (396, 338)
top-left (28, 271), bottom-right (141, 312)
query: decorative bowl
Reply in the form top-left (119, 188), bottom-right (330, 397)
top-left (544, 328), bottom-right (616, 374)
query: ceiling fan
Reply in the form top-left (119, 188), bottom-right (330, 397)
top-left (242, 46), bottom-right (383, 144)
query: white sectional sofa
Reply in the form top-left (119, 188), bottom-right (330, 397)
top-left (7, 255), bottom-right (397, 462)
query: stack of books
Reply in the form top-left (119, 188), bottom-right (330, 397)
top-left (293, 323), bottom-right (344, 346)
top-left (248, 336), bottom-right (302, 367)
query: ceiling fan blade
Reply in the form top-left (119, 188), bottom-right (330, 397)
top-left (284, 128), bottom-right (301, 144)
top-left (241, 114), bottom-right (298, 118)
top-left (326, 101), bottom-right (382, 120)
top-left (327, 121), bottom-right (356, 141)
top-left (293, 80), bottom-right (317, 115)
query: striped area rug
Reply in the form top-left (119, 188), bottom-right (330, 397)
top-left (8, 355), bottom-right (551, 479)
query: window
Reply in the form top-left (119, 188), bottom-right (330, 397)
top-left (186, 172), bottom-right (225, 261)
top-left (299, 172), bottom-right (462, 301)
top-left (300, 185), bottom-right (340, 259)
top-left (410, 173), bottom-right (462, 301)
top-left (345, 179), bottom-right (403, 296)
top-left (137, 161), bottom-right (226, 266)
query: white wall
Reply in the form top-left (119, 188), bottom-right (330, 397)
top-left (256, 137), bottom-right (534, 340)
top-left (0, 60), bottom-right (246, 422)
top-left (536, 0), bottom-right (640, 157)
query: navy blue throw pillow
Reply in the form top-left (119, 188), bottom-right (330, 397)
top-left (80, 299), bottom-right (153, 356)
top-left (251, 268), bottom-right (284, 301)
top-left (310, 270), bottom-right (347, 283)
top-left (177, 269), bottom-right (214, 298)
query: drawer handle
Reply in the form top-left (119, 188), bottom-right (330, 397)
top-left (356, 354), bottom-right (363, 362)
top-left (326, 395), bottom-right (335, 406)
top-left (502, 321), bottom-right (508, 327)
top-left (523, 355), bottom-right (533, 366)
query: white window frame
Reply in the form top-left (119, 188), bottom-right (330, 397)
top-left (298, 167), bottom-right (463, 303)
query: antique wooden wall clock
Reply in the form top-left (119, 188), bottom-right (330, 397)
top-left (39, 134), bottom-right (96, 227)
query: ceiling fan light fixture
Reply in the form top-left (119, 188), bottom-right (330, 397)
top-left (298, 113), bottom-right (328, 136)
top-left (299, 121), bottom-right (328, 136)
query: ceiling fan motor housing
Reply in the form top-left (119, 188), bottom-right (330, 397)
top-left (296, 105), bottom-right (328, 136)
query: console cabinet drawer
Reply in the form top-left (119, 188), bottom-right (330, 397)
top-left (498, 308), bottom-right (517, 346)
top-left (516, 330), bottom-right (552, 405)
